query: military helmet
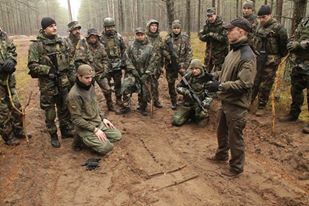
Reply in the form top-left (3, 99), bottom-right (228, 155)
top-left (189, 59), bottom-right (204, 70)
top-left (86, 28), bottom-right (100, 38)
top-left (67, 21), bottom-right (81, 31)
top-left (104, 17), bottom-right (116, 27)
top-left (147, 19), bottom-right (159, 28)
top-left (172, 20), bottom-right (181, 29)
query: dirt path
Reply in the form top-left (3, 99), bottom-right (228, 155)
top-left (0, 38), bottom-right (308, 206)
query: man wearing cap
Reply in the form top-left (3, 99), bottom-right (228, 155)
top-left (164, 20), bottom-right (193, 110)
top-left (252, 5), bottom-right (288, 116)
top-left (121, 27), bottom-right (157, 116)
top-left (279, 16), bottom-right (309, 134)
top-left (172, 59), bottom-right (213, 127)
top-left (199, 7), bottom-right (228, 73)
top-left (146, 19), bottom-right (166, 108)
top-left (65, 21), bottom-right (82, 61)
top-left (28, 17), bottom-right (75, 148)
top-left (242, 1), bottom-right (258, 27)
top-left (0, 28), bottom-right (27, 145)
top-left (67, 64), bottom-right (122, 155)
top-left (100, 17), bottom-right (126, 112)
top-left (206, 18), bottom-right (256, 177)
top-left (74, 28), bottom-right (111, 111)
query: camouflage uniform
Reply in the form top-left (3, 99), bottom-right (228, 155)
top-left (0, 30), bottom-right (24, 145)
top-left (199, 14), bottom-right (229, 72)
top-left (67, 65), bottom-right (122, 155)
top-left (122, 28), bottom-right (157, 115)
top-left (64, 21), bottom-right (82, 64)
top-left (74, 29), bottom-right (111, 109)
top-left (172, 59), bottom-right (212, 126)
top-left (280, 17), bottom-right (309, 133)
top-left (242, 1), bottom-right (258, 47)
top-left (164, 20), bottom-right (193, 108)
top-left (100, 18), bottom-right (126, 108)
top-left (28, 30), bottom-right (75, 144)
top-left (146, 19), bottom-right (165, 107)
top-left (252, 17), bottom-right (288, 111)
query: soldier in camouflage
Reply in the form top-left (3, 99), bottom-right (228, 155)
top-left (28, 17), bottom-right (75, 148)
top-left (67, 64), bottom-right (122, 155)
top-left (146, 19), bottom-right (165, 108)
top-left (172, 59), bottom-right (213, 127)
top-left (242, 1), bottom-right (258, 46)
top-left (121, 27), bottom-right (157, 116)
top-left (100, 17), bottom-right (126, 112)
top-left (198, 7), bottom-right (229, 72)
top-left (0, 28), bottom-right (25, 145)
top-left (252, 5), bottom-right (288, 116)
top-left (74, 28), bottom-right (111, 110)
top-left (164, 20), bottom-right (193, 110)
top-left (279, 16), bottom-right (309, 134)
top-left (64, 21), bottom-right (82, 62)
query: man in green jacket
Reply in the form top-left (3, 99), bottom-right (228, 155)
top-left (67, 64), bottom-right (122, 155)
top-left (206, 18), bottom-right (256, 177)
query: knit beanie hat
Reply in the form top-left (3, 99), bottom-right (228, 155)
top-left (257, 5), bottom-right (271, 16)
top-left (41, 17), bottom-right (56, 29)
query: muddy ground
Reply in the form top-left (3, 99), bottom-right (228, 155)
top-left (0, 38), bottom-right (308, 206)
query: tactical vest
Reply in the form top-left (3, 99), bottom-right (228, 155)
top-left (0, 39), bottom-right (15, 87)
top-left (129, 41), bottom-right (153, 75)
top-left (100, 33), bottom-right (123, 61)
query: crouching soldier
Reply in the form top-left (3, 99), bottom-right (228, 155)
top-left (67, 64), bottom-right (122, 155)
top-left (172, 59), bottom-right (213, 126)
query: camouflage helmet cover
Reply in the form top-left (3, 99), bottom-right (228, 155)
top-left (104, 17), bottom-right (116, 27)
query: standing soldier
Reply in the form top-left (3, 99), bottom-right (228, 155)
top-left (252, 5), bottom-right (288, 116)
top-left (121, 28), bottom-right (157, 116)
top-left (146, 19), bottom-right (164, 108)
top-left (164, 20), bottom-right (193, 110)
top-left (279, 16), bottom-right (309, 134)
top-left (172, 59), bottom-right (213, 127)
top-left (242, 1), bottom-right (258, 27)
top-left (74, 28), bottom-right (110, 110)
top-left (100, 17), bottom-right (126, 112)
top-left (64, 21), bottom-right (82, 61)
top-left (206, 18), bottom-right (256, 177)
top-left (0, 28), bottom-right (25, 145)
top-left (28, 17), bottom-right (75, 148)
top-left (199, 7), bottom-right (228, 72)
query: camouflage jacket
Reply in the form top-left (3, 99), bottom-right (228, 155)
top-left (100, 31), bottom-right (126, 71)
top-left (253, 18), bottom-right (288, 60)
top-left (28, 30), bottom-right (75, 93)
top-left (198, 16), bottom-right (229, 65)
top-left (0, 31), bottom-right (17, 88)
top-left (243, 13), bottom-right (258, 46)
top-left (67, 82), bottom-right (102, 133)
top-left (164, 32), bottom-right (193, 70)
top-left (125, 39), bottom-right (157, 76)
top-left (74, 38), bottom-right (109, 78)
top-left (177, 70), bottom-right (212, 107)
top-left (64, 34), bottom-right (80, 62)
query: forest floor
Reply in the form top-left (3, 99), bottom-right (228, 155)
top-left (0, 36), bottom-right (309, 206)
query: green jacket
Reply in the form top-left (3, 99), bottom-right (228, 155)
top-left (218, 38), bottom-right (257, 109)
top-left (67, 82), bottom-right (102, 133)
top-left (74, 38), bottom-right (109, 78)
top-left (198, 16), bottom-right (229, 66)
top-left (0, 32), bottom-right (17, 88)
top-left (28, 30), bottom-right (75, 93)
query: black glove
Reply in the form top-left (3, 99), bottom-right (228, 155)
top-left (205, 80), bottom-right (220, 92)
top-left (2, 58), bottom-right (16, 74)
top-left (81, 157), bottom-right (101, 171)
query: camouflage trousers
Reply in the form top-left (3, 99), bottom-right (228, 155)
top-left (215, 103), bottom-right (247, 173)
top-left (166, 69), bottom-right (185, 104)
top-left (172, 104), bottom-right (208, 126)
top-left (107, 70), bottom-right (123, 104)
top-left (252, 64), bottom-right (278, 108)
top-left (40, 86), bottom-right (73, 137)
top-left (77, 123), bottom-right (122, 155)
top-left (0, 85), bottom-right (24, 142)
top-left (95, 74), bottom-right (113, 107)
top-left (289, 70), bottom-right (309, 118)
top-left (150, 68), bottom-right (162, 104)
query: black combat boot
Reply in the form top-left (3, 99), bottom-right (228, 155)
top-left (139, 105), bottom-right (148, 116)
top-left (302, 124), bottom-right (309, 134)
top-left (171, 98), bottom-right (177, 110)
top-left (60, 127), bottom-right (74, 139)
top-left (50, 133), bottom-right (60, 148)
top-left (72, 135), bottom-right (85, 151)
top-left (154, 100), bottom-right (163, 108)
top-left (4, 133), bottom-right (20, 146)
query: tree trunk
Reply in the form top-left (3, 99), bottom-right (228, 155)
top-left (197, 0), bottom-right (201, 30)
top-left (212, 0), bottom-right (216, 7)
top-left (236, 0), bottom-right (239, 17)
top-left (165, 0), bottom-right (175, 29)
top-left (186, 0), bottom-right (190, 37)
top-left (118, 0), bottom-right (124, 32)
top-left (292, 0), bottom-right (308, 34)
top-left (276, 0), bottom-right (283, 23)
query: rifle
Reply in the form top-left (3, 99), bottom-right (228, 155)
top-left (167, 38), bottom-right (179, 72)
top-left (181, 76), bottom-right (207, 113)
